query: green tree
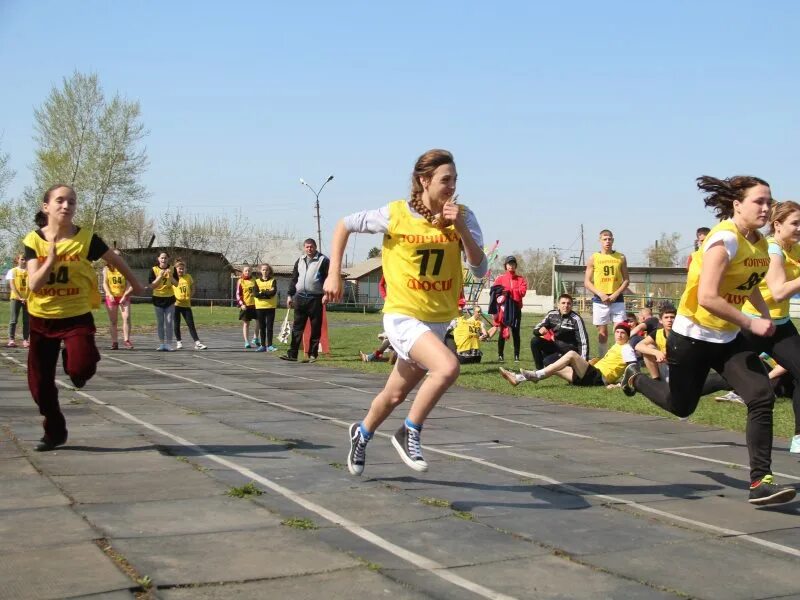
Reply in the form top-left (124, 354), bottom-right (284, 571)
top-left (31, 71), bottom-right (148, 239)
top-left (645, 232), bottom-right (681, 267)
top-left (367, 246), bottom-right (381, 258)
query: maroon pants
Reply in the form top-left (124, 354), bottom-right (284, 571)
top-left (27, 313), bottom-right (100, 443)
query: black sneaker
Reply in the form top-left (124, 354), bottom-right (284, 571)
top-left (497, 355), bottom-right (504, 363)
top-left (279, 354), bottom-right (298, 362)
top-left (35, 435), bottom-right (67, 452)
top-left (347, 423), bottom-right (368, 476)
top-left (621, 363), bottom-right (640, 397)
top-left (391, 424), bottom-right (428, 472)
top-left (748, 475), bottom-right (797, 506)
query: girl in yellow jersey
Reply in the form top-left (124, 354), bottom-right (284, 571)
top-left (173, 259), bottom-right (207, 350)
top-left (324, 149), bottom-right (487, 476)
top-left (253, 263), bottom-right (278, 352)
top-left (740, 201), bottom-right (800, 455)
top-left (623, 176), bottom-right (795, 506)
top-left (24, 184), bottom-right (145, 451)
top-left (102, 249), bottom-right (134, 350)
top-left (149, 251), bottom-right (178, 351)
top-left (6, 254), bottom-right (30, 348)
top-left (236, 265), bottom-right (258, 349)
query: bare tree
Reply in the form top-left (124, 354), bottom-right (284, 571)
top-left (509, 248), bottom-right (561, 295)
top-left (32, 71), bottom-right (148, 241)
top-left (645, 232), bottom-right (681, 267)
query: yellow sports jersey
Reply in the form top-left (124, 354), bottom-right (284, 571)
top-left (591, 251), bottom-right (624, 296)
top-left (382, 200), bottom-right (463, 321)
top-left (654, 328), bottom-right (667, 353)
top-left (254, 277), bottom-right (278, 309)
top-left (742, 237), bottom-right (800, 319)
top-left (23, 228), bottom-right (100, 319)
top-left (595, 343), bottom-right (628, 383)
top-left (11, 267), bottom-right (28, 301)
top-left (105, 268), bottom-right (127, 297)
top-left (151, 266), bottom-right (175, 298)
top-left (239, 278), bottom-right (256, 307)
top-left (175, 274), bottom-right (193, 308)
top-left (679, 220), bottom-right (769, 333)
top-left (453, 315), bottom-right (482, 352)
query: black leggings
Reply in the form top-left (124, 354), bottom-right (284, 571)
top-left (498, 324), bottom-right (521, 359)
top-left (634, 331), bottom-right (775, 482)
top-left (742, 320), bottom-right (800, 436)
top-left (256, 308), bottom-right (275, 347)
top-left (174, 306), bottom-right (199, 342)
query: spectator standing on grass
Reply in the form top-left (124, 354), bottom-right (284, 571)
top-left (492, 255), bottom-right (527, 362)
top-left (622, 175), bottom-right (795, 506)
top-left (530, 293), bottom-right (589, 369)
top-left (102, 249), bottom-right (134, 350)
top-left (173, 259), bottom-right (207, 350)
top-left (6, 254), bottom-right (30, 348)
top-left (149, 251), bottom-right (178, 352)
top-left (24, 184), bottom-right (145, 451)
top-left (280, 239), bottom-right (329, 363)
top-left (584, 229), bottom-right (629, 358)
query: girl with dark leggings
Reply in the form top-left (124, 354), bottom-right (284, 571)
top-left (622, 175), bottom-right (795, 506)
top-left (493, 256), bottom-right (527, 362)
top-left (740, 201), bottom-right (800, 454)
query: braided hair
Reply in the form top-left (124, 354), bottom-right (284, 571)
top-left (408, 149), bottom-right (455, 224)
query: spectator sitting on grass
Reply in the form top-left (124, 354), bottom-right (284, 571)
top-left (530, 293), bottom-right (589, 369)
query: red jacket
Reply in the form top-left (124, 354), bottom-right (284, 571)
top-left (492, 272), bottom-right (528, 306)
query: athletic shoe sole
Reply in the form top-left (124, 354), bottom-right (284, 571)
top-left (499, 367), bottom-right (519, 386)
top-left (391, 430), bottom-right (428, 472)
top-left (748, 487), bottom-right (797, 506)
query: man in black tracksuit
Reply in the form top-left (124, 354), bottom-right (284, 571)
top-left (531, 293), bottom-right (590, 369)
top-left (280, 238), bottom-right (330, 362)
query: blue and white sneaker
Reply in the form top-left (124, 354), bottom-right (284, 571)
top-left (256, 346), bottom-right (267, 352)
top-left (156, 344), bottom-right (166, 352)
top-left (790, 435), bottom-right (800, 454)
top-left (244, 342), bottom-right (252, 349)
top-left (267, 345), bottom-right (277, 352)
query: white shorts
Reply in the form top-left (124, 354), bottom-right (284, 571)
top-left (383, 313), bottom-right (450, 363)
top-left (592, 301), bottom-right (626, 326)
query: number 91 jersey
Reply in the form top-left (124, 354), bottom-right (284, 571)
top-left (381, 199), bottom-right (463, 322)
top-left (23, 227), bottom-right (100, 319)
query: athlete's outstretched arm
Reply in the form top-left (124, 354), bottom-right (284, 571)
top-left (323, 220), bottom-right (350, 303)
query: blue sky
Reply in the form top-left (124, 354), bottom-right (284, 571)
top-left (1, 1), bottom-right (798, 271)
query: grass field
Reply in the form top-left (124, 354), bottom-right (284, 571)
top-left (5, 302), bottom-right (797, 439)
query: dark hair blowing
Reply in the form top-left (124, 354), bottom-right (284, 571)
top-left (697, 175), bottom-right (769, 220)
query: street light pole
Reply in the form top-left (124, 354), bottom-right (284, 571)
top-left (299, 175), bottom-right (334, 252)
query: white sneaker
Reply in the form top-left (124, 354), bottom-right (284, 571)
top-left (790, 435), bottom-right (800, 454)
top-left (176, 341), bottom-right (183, 349)
top-left (715, 391), bottom-right (744, 404)
top-left (194, 341), bottom-right (207, 350)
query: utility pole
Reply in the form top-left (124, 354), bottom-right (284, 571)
top-left (579, 224), bottom-right (585, 265)
top-left (299, 175), bottom-right (334, 251)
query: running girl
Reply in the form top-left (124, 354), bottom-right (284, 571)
top-left (173, 259), bottom-right (207, 350)
top-left (102, 249), bottom-right (133, 350)
top-left (741, 201), bottom-right (800, 455)
top-left (253, 263), bottom-right (278, 352)
top-left (236, 265), bottom-right (257, 349)
top-left (323, 149), bottom-right (487, 475)
top-left (622, 176), bottom-right (795, 506)
top-left (6, 254), bottom-right (29, 348)
top-left (149, 251), bottom-right (178, 351)
top-left (24, 184), bottom-right (145, 451)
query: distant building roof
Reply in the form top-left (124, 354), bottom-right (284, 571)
top-left (345, 257), bottom-right (383, 280)
top-left (122, 246), bottom-right (235, 269)
top-left (231, 263), bottom-right (295, 276)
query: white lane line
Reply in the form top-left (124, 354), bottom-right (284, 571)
top-left (0, 354), bottom-right (516, 600)
top-left (655, 445), bottom-right (734, 451)
top-left (658, 450), bottom-right (800, 482)
top-left (445, 406), bottom-right (597, 440)
top-left (96, 353), bottom-right (800, 560)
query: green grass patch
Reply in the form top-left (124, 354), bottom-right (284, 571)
top-left (281, 517), bottom-right (318, 530)
top-left (419, 496), bottom-right (451, 508)
top-left (226, 482), bottom-right (263, 498)
top-left (452, 510), bottom-right (475, 521)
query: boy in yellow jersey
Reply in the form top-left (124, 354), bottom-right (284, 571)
top-left (584, 229), bottom-right (629, 357)
top-left (236, 265), bottom-right (258, 349)
top-left (173, 259), bottom-right (207, 350)
top-left (6, 254), bottom-right (30, 348)
top-left (102, 249), bottom-right (134, 350)
top-left (253, 263), bottom-right (278, 352)
top-left (323, 149), bottom-right (487, 476)
top-left (500, 321), bottom-right (636, 387)
top-left (739, 201), bottom-right (800, 455)
top-left (24, 184), bottom-right (145, 451)
top-left (149, 251), bottom-right (178, 351)
top-left (451, 303), bottom-right (488, 364)
top-left (623, 176), bottom-right (795, 506)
